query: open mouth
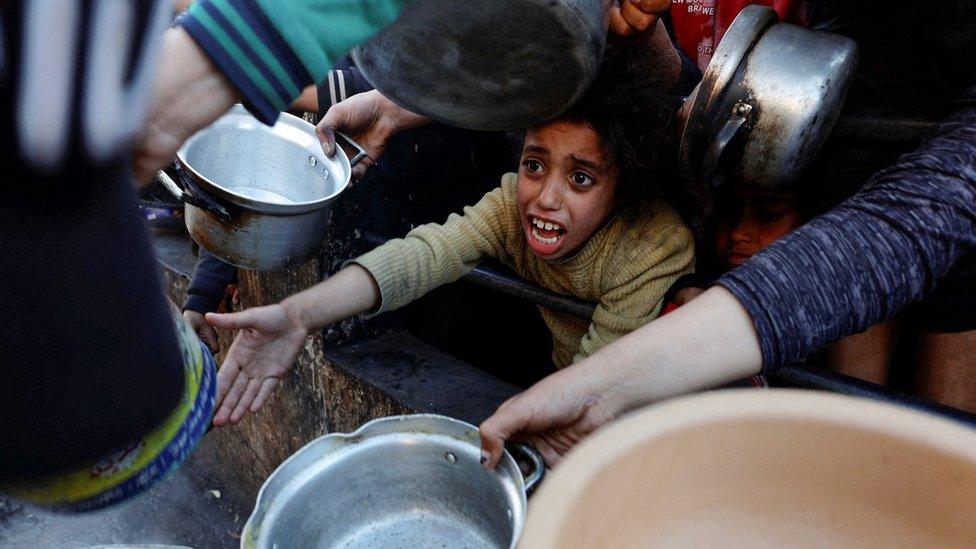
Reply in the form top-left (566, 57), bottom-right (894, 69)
top-left (527, 215), bottom-right (566, 255)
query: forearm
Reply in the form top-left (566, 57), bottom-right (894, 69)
top-left (134, 27), bottom-right (239, 182)
top-left (280, 264), bottom-right (380, 332)
top-left (577, 286), bottom-right (761, 416)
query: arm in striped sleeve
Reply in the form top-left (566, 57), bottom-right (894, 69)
top-left (178, 0), bottom-right (408, 125)
top-left (318, 61), bottom-right (375, 117)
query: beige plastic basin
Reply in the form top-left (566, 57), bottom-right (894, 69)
top-left (521, 390), bottom-right (976, 548)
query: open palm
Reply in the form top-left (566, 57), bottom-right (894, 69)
top-left (206, 304), bottom-right (309, 426)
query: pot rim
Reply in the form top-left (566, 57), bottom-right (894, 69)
top-left (176, 105), bottom-right (351, 216)
top-left (240, 413), bottom-right (528, 549)
top-left (520, 389), bottom-right (976, 546)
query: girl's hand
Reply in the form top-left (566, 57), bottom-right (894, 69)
top-left (206, 304), bottom-right (310, 426)
top-left (609, 0), bottom-right (671, 38)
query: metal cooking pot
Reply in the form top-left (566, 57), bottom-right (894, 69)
top-left (679, 6), bottom-right (859, 189)
top-left (520, 391), bottom-right (976, 547)
top-left (157, 105), bottom-right (365, 271)
top-left (241, 414), bottom-right (544, 549)
top-left (352, 0), bottom-right (613, 130)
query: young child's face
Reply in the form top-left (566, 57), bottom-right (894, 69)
top-left (516, 119), bottom-right (619, 260)
top-left (714, 186), bottom-right (805, 270)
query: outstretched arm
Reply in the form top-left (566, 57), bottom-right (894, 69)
top-left (206, 264), bottom-right (379, 426)
top-left (480, 85), bottom-right (976, 467)
top-left (480, 285), bottom-right (760, 467)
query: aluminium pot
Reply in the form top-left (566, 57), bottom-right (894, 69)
top-left (679, 6), bottom-right (859, 189)
top-left (521, 390), bottom-right (976, 548)
top-left (240, 414), bottom-right (544, 549)
top-left (352, 0), bottom-right (613, 130)
top-left (157, 105), bottom-right (364, 271)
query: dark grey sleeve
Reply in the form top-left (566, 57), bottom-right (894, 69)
top-left (719, 87), bottom-right (976, 371)
top-left (184, 249), bottom-right (236, 314)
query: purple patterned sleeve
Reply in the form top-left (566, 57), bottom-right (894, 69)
top-left (719, 87), bottom-right (976, 371)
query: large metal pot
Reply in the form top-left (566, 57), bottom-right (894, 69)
top-left (157, 105), bottom-right (364, 271)
top-left (241, 414), bottom-right (544, 549)
top-left (352, 0), bottom-right (613, 130)
top-left (679, 6), bottom-right (859, 189)
top-left (521, 390), bottom-right (976, 547)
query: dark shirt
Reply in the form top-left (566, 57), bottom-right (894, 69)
top-left (0, 1), bottom-right (185, 477)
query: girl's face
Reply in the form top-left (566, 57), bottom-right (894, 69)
top-left (714, 186), bottom-right (805, 270)
top-left (517, 119), bottom-right (619, 260)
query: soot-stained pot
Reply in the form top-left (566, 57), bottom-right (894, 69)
top-left (240, 414), bottom-right (544, 549)
top-left (352, 0), bottom-right (613, 130)
top-left (157, 105), bottom-right (364, 271)
top-left (521, 390), bottom-right (976, 548)
top-left (679, 6), bottom-right (859, 189)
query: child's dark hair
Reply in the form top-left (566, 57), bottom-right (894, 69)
top-left (556, 39), bottom-right (680, 204)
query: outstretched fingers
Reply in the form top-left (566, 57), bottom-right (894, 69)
top-left (230, 377), bottom-right (262, 424)
top-left (213, 364), bottom-right (249, 426)
top-left (251, 378), bottom-right (279, 413)
top-left (206, 309), bottom-right (263, 331)
top-left (479, 397), bottom-right (529, 468)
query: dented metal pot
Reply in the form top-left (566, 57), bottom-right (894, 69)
top-left (679, 6), bottom-right (859, 189)
top-left (157, 105), bottom-right (364, 271)
top-left (240, 414), bottom-right (544, 549)
top-left (352, 0), bottom-right (613, 130)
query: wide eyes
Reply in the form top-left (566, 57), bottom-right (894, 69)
top-left (523, 158), bottom-right (544, 173)
top-left (571, 171), bottom-right (595, 187)
top-left (521, 158), bottom-right (596, 188)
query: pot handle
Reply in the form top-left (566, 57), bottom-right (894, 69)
top-left (173, 163), bottom-right (233, 223)
top-left (334, 131), bottom-right (368, 167)
top-left (702, 100), bottom-right (753, 188)
top-left (155, 170), bottom-right (184, 201)
top-left (507, 442), bottom-right (545, 496)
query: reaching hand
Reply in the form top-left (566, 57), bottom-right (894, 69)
top-left (206, 304), bottom-right (309, 426)
top-left (316, 90), bottom-right (430, 180)
top-left (133, 27), bottom-right (238, 185)
top-left (182, 310), bottom-right (219, 353)
top-left (479, 368), bottom-right (621, 468)
top-left (609, 0), bottom-right (671, 38)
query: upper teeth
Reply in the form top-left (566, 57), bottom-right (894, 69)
top-left (532, 217), bottom-right (561, 231)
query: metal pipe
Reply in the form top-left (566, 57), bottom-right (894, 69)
top-left (769, 366), bottom-right (976, 429)
top-left (466, 263), bottom-right (597, 318)
top-left (831, 115), bottom-right (937, 143)
top-left (363, 231), bottom-right (596, 318)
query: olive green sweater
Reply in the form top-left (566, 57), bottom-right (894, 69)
top-left (354, 173), bottom-right (695, 368)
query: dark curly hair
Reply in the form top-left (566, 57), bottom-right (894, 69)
top-left (553, 39), bottom-right (681, 205)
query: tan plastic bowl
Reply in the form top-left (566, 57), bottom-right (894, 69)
top-left (521, 390), bottom-right (976, 548)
